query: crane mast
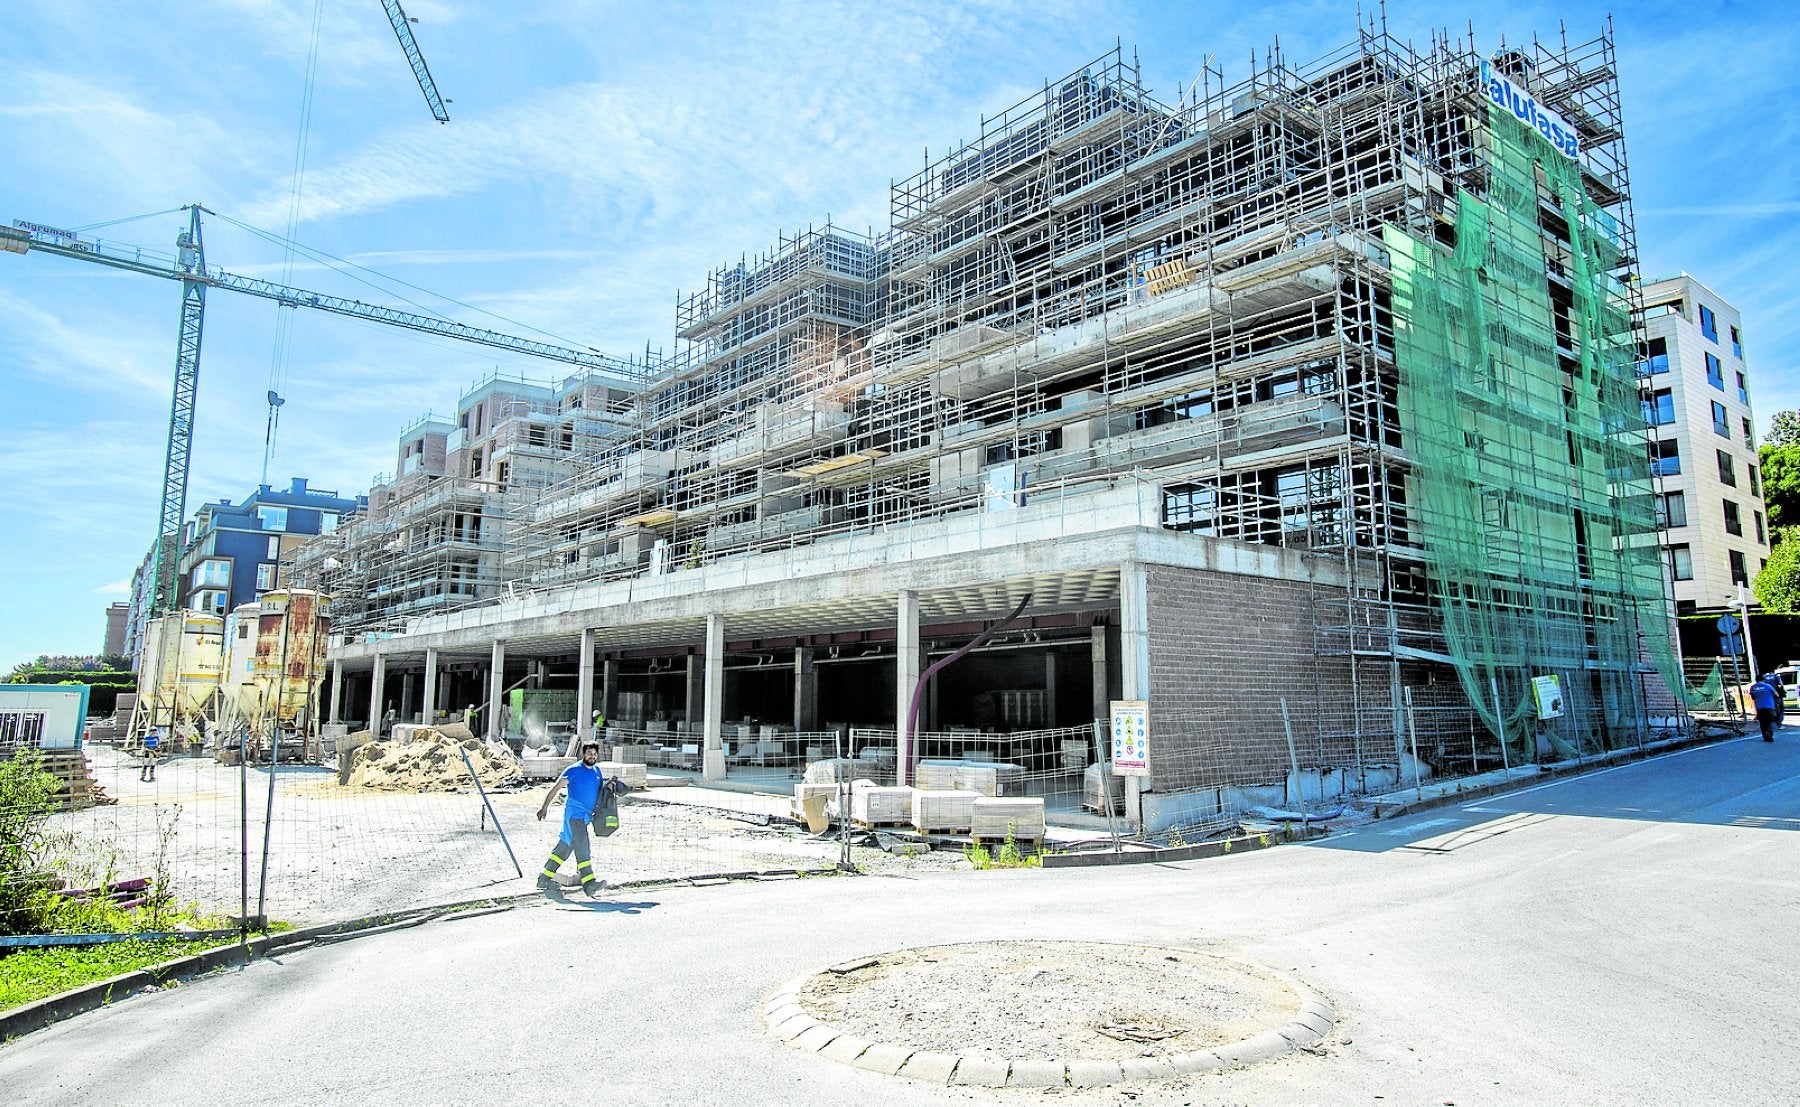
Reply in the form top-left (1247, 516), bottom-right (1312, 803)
top-left (1, 207), bottom-right (643, 619)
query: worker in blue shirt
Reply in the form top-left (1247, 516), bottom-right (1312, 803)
top-left (1750, 676), bottom-right (1780, 742)
top-left (537, 741), bottom-right (606, 895)
top-left (139, 727), bottom-right (162, 782)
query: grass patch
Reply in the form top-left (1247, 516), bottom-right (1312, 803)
top-left (965, 830), bottom-right (1041, 870)
top-left (0, 937), bottom-right (235, 1012)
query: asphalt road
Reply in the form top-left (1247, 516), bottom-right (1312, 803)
top-left (5, 733), bottom-right (1796, 1105)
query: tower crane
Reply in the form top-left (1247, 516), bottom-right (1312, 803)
top-left (1, 206), bottom-right (638, 621)
top-left (381, 0), bottom-right (450, 123)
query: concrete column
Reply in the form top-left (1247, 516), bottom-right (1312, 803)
top-left (400, 671), bottom-right (416, 723)
top-left (1090, 624), bottom-right (1109, 726)
top-left (488, 640), bottom-right (506, 741)
top-left (895, 589), bottom-right (921, 786)
top-left (533, 659), bottom-right (547, 688)
top-left (702, 614), bottom-right (726, 780)
top-left (368, 654), bottom-right (386, 736)
top-left (1119, 563), bottom-right (1151, 826)
top-left (793, 646), bottom-right (817, 731)
top-left (421, 647), bottom-right (439, 727)
top-left (329, 659), bottom-right (343, 725)
top-left (575, 628), bottom-right (596, 754)
top-left (601, 657), bottom-right (618, 722)
top-left (1044, 651), bottom-right (1059, 728)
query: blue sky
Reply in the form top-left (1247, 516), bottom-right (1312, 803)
top-left (1, 1), bottom-right (1794, 670)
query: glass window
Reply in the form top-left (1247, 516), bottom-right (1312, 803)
top-left (255, 563), bottom-right (275, 591)
top-left (1705, 352), bottom-right (1725, 390)
top-left (1724, 499), bottom-right (1743, 537)
top-left (1729, 549), bottom-right (1748, 586)
top-left (257, 505), bottom-right (289, 531)
top-left (1644, 389), bottom-right (1676, 426)
top-left (1652, 439), bottom-right (1681, 477)
top-left (1636, 336), bottom-right (1670, 378)
top-left (1718, 450), bottom-right (1737, 486)
top-left (1731, 325), bottom-right (1743, 359)
top-left (1700, 303), bottom-right (1718, 341)
top-left (1749, 464), bottom-right (1761, 497)
top-left (321, 512), bottom-right (339, 534)
top-left (1659, 491), bottom-right (1687, 528)
top-left (267, 536), bottom-right (280, 559)
top-left (1755, 510), bottom-right (1766, 545)
top-left (1743, 417), bottom-right (1756, 449)
top-left (191, 559), bottom-right (230, 588)
top-left (1712, 401), bottom-right (1730, 437)
top-left (1737, 371), bottom-right (1749, 404)
top-left (1668, 544), bottom-right (1694, 581)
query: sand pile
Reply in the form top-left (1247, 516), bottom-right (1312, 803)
top-left (346, 727), bottom-right (523, 792)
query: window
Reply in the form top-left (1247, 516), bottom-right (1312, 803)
top-left (255, 563), bottom-right (275, 591)
top-left (1651, 439), bottom-right (1681, 477)
top-left (1644, 389), bottom-right (1675, 426)
top-left (1637, 336), bottom-right (1670, 378)
top-left (321, 512), bottom-right (339, 534)
top-left (1729, 550), bottom-right (1748, 586)
top-left (1737, 371), bottom-right (1749, 404)
top-left (1731, 325), bottom-right (1743, 359)
top-left (257, 505), bottom-right (289, 531)
top-left (267, 536), bottom-right (280, 560)
top-left (1743, 417), bottom-right (1756, 448)
top-left (1750, 464), bottom-right (1761, 497)
top-left (1658, 491), bottom-right (1687, 529)
top-left (191, 559), bottom-right (230, 588)
top-left (1718, 450), bottom-right (1737, 486)
top-left (1724, 499), bottom-right (1743, 537)
top-left (1705, 352), bottom-right (1724, 390)
top-left (1756, 510), bottom-right (1766, 544)
top-left (1700, 303), bottom-right (1718, 341)
top-left (1711, 401), bottom-right (1730, 437)
top-left (1667, 543), bottom-right (1694, 581)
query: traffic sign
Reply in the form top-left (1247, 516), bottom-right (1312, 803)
top-left (1717, 613), bottom-right (1741, 635)
top-left (1721, 631), bottom-right (1744, 656)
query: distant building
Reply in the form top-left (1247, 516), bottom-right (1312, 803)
top-left (126, 478), bottom-right (365, 670)
top-left (175, 478), bottom-right (364, 616)
top-left (1636, 275), bottom-right (1769, 613)
top-left (103, 601), bottom-right (129, 658)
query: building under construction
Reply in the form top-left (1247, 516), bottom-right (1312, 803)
top-left (298, 20), bottom-right (1685, 830)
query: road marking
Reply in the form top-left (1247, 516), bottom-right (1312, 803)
top-left (1384, 817), bottom-right (1455, 836)
top-left (1459, 736), bottom-right (1753, 810)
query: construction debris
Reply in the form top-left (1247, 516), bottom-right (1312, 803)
top-left (345, 727), bottom-right (522, 792)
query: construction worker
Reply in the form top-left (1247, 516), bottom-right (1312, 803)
top-left (139, 727), bottom-right (161, 782)
top-left (537, 741), bottom-right (606, 895)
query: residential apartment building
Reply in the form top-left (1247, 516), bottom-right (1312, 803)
top-left (296, 25), bottom-right (1682, 828)
top-left (292, 370), bottom-right (640, 633)
top-left (103, 601), bottom-right (129, 658)
top-left (1638, 275), bottom-right (1768, 613)
top-left (172, 478), bottom-right (361, 615)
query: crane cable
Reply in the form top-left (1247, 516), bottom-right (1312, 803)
top-left (264, 0), bottom-right (326, 488)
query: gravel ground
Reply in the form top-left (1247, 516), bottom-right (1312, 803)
top-left (47, 746), bottom-right (967, 926)
top-left (796, 940), bottom-right (1296, 1062)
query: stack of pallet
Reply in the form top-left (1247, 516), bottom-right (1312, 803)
top-left (912, 789), bottom-right (982, 833)
top-left (1083, 762), bottom-right (1126, 812)
top-left (599, 761), bottom-right (649, 789)
top-left (970, 796), bottom-right (1045, 845)
top-left (30, 749), bottom-right (111, 809)
top-left (850, 782), bottom-right (916, 827)
top-left (956, 761), bottom-right (1026, 797)
top-left (914, 761), bottom-right (959, 790)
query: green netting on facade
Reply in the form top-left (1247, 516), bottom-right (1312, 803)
top-left (1384, 97), bottom-right (1684, 760)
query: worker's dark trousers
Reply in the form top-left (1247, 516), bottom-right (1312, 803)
top-left (543, 815), bottom-right (596, 890)
top-left (1758, 708), bottom-right (1777, 742)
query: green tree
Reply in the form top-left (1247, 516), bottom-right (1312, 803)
top-left (0, 751), bottom-right (61, 936)
top-left (1766, 409), bottom-right (1800, 447)
top-left (1754, 527), bottom-right (1800, 613)
top-left (1760, 443), bottom-right (1800, 530)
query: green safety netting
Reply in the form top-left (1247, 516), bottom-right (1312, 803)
top-left (1686, 662), bottom-right (1724, 711)
top-left (1383, 95), bottom-right (1684, 760)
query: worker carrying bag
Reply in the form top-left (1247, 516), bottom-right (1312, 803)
top-left (591, 777), bottom-right (629, 838)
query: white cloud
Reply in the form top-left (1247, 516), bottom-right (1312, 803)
top-left (93, 580), bottom-right (131, 595)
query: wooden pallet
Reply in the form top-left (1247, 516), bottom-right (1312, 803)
top-left (8, 748), bottom-right (113, 809)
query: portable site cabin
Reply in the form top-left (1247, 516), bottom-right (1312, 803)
top-left (0, 684), bottom-right (90, 752)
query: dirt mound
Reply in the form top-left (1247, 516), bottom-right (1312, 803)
top-left (346, 728), bottom-right (522, 792)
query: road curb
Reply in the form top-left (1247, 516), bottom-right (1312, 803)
top-left (763, 944), bottom-right (1335, 1088)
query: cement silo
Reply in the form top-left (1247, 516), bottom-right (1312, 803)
top-left (251, 590), bottom-right (332, 731)
top-left (136, 611), bottom-right (224, 726)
